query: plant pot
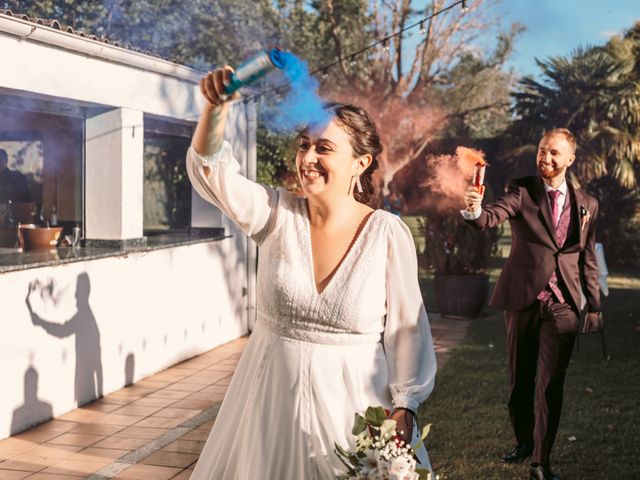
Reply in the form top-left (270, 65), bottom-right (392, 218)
top-left (18, 225), bottom-right (63, 251)
top-left (434, 273), bottom-right (489, 319)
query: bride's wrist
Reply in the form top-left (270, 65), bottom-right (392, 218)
top-left (393, 407), bottom-right (416, 417)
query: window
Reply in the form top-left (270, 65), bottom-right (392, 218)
top-left (0, 138), bottom-right (43, 205)
top-left (0, 100), bottom-right (83, 231)
top-left (143, 116), bottom-right (193, 233)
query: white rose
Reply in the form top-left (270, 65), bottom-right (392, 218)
top-left (388, 455), bottom-right (418, 480)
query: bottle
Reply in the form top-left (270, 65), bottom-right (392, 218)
top-left (7, 200), bottom-right (14, 227)
top-left (0, 200), bottom-right (13, 227)
top-left (72, 225), bottom-right (81, 247)
top-left (50, 206), bottom-right (58, 227)
top-left (224, 47), bottom-right (287, 95)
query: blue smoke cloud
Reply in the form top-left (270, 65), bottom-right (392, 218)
top-left (266, 51), bottom-right (331, 133)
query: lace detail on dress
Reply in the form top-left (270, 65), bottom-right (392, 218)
top-left (259, 311), bottom-right (383, 345)
top-left (257, 192), bottom-right (391, 345)
top-left (192, 141), bottom-right (234, 168)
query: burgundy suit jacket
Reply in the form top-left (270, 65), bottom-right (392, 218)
top-left (467, 176), bottom-right (601, 313)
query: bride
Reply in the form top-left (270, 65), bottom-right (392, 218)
top-left (187, 66), bottom-right (437, 479)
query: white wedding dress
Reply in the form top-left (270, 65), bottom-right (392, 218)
top-left (186, 142), bottom-right (437, 479)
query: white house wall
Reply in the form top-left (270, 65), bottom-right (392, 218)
top-left (0, 27), bottom-right (204, 121)
top-left (0, 238), bottom-right (248, 439)
top-left (0, 16), bottom-right (259, 440)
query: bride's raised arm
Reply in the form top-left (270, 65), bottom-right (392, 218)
top-left (186, 67), bottom-right (278, 245)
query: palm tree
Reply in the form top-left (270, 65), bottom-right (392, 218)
top-left (511, 46), bottom-right (640, 188)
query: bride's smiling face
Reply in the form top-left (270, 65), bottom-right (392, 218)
top-left (295, 119), bottom-right (366, 199)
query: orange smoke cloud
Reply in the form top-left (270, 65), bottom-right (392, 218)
top-left (422, 146), bottom-right (487, 213)
top-left (326, 90), bottom-right (447, 189)
top-left (456, 146), bottom-right (486, 167)
top-left (322, 85), bottom-right (487, 212)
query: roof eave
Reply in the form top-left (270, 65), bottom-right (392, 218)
top-left (0, 12), bottom-right (206, 83)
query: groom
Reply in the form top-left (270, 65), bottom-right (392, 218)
top-left (461, 128), bottom-right (601, 480)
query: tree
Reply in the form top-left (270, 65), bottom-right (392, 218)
top-left (512, 46), bottom-right (640, 188)
top-left (2, 0), bottom-right (108, 32)
top-left (311, 0), bottom-right (519, 188)
top-left (2, 0), bottom-right (286, 67)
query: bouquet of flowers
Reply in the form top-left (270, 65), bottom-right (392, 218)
top-left (335, 406), bottom-right (432, 480)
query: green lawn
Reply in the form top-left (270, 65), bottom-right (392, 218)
top-left (418, 275), bottom-right (640, 479)
top-left (402, 215), bottom-right (426, 257)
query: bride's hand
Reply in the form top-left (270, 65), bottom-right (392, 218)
top-left (199, 66), bottom-right (240, 108)
top-left (193, 66), bottom-right (241, 161)
top-left (390, 408), bottom-right (414, 446)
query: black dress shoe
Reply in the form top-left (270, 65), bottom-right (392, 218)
top-left (502, 442), bottom-right (533, 463)
top-left (529, 463), bottom-right (560, 480)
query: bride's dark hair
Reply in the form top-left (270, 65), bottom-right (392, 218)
top-left (293, 103), bottom-right (382, 204)
top-left (324, 102), bottom-right (382, 204)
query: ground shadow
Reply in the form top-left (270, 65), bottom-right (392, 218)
top-left (26, 273), bottom-right (103, 406)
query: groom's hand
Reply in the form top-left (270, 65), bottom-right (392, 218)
top-left (464, 186), bottom-right (484, 213)
top-left (583, 312), bottom-right (603, 334)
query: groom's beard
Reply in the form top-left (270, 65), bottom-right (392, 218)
top-left (538, 164), bottom-right (564, 179)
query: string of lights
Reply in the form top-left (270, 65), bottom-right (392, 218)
top-left (245, 0), bottom-right (470, 103)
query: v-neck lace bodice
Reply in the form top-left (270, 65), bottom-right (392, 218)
top-left (257, 194), bottom-right (388, 344)
top-left (306, 209), bottom-right (378, 295)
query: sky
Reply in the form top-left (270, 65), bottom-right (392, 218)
top-left (493, 0), bottom-right (640, 77)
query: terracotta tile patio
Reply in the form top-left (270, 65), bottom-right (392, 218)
top-left (0, 314), bottom-right (469, 479)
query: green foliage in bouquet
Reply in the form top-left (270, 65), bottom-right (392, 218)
top-left (335, 406), bottom-right (432, 480)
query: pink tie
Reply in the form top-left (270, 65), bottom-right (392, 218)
top-left (537, 189), bottom-right (566, 304)
top-left (548, 190), bottom-right (561, 228)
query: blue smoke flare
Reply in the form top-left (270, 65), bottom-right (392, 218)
top-left (266, 51), bottom-right (331, 133)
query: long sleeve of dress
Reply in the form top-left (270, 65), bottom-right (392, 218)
top-left (186, 142), bottom-right (278, 245)
top-left (384, 217), bottom-right (437, 413)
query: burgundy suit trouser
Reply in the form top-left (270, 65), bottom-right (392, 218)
top-left (505, 297), bottom-right (578, 465)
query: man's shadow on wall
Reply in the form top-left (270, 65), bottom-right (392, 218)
top-left (26, 273), bottom-right (103, 407)
top-left (10, 366), bottom-right (53, 435)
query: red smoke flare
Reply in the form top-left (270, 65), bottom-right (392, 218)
top-left (456, 146), bottom-right (487, 193)
top-left (420, 146), bottom-right (488, 213)
top-left (455, 146), bottom-right (486, 168)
